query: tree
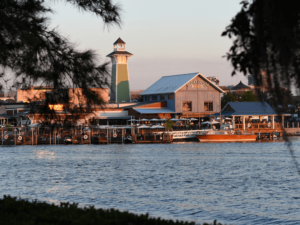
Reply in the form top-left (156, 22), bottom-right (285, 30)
top-left (221, 92), bottom-right (236, 108)
top-left (268, 88), bottom-right (294, 112)
top-left (223, 0), bottom-right (300, 174)
top-left (240, 90), bottom-right (257, 102)
top-left (165, 119), bottom-right (174, 131)
top-left (222, 0), bottom-right (300, 107)
top-left (0, 0), bottom-right (121, 124)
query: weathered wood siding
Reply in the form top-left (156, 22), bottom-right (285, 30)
top-left (175, 76), bottom-right (221, 113)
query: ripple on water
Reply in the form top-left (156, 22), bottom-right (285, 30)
top-left (1, 139), bottom-right (300, 225)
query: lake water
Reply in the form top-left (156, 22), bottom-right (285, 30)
top-left (1, 139), bottom-right (300, 225)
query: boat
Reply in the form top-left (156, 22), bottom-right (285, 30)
top-left (196, 130), bottom-right (257, 142)
top-left (123, 135), bottom-right (132, 143)
top-left (154, 130), bottom-right (208, 142)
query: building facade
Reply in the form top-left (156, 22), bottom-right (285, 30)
top-left (138, 72), bottom-right (224, 118)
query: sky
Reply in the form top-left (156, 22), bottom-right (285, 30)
top-left (48, 0), bottom-right (248, 91)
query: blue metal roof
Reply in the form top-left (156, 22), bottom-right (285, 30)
top-left (133, 107), bottom-right (175, 114)
top-left (224, 102), bottom-right (276, 114)
top-left (140, 72), bottom-right (224, 95)
top-left (207, 102), bottom-right (281, 117)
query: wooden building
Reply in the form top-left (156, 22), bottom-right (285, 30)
top-left (136, 72), bottom-right (225, 118)
top-left (209, 102), bottom-right (290, 136)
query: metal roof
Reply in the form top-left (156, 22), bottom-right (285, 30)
top-left (113, 38), bottom-right (126, 45)
top-left (133, 107), bottom-right (175, 114)
top-left (0, 113), bottom-right (13, 119)
top-left (106, 51), bottom-right (133, 57)
top-left (140, 72), bottom-right (225, 95)
top-left (224, 102), bottom-right (276, 114)
top-left (97, 111), bottom-right (128, 117)
top-left (208, 102), bottom-right (283, 117)
top-left (122, 101), bottom-right (165, 109)
top-left (95, 116), bottom-right (131, 120)
top-left (230, 81), bottom-right (252, 90)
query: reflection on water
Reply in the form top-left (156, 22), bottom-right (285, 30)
top-left (1, 139), bottom-right (300, 225)
top-left (34, 150), bottom-right (56, 160)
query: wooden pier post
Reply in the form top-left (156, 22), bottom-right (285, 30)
top-left (89, 130), bottom-right (91, 145)
top-left (122, 128), bottom-right (124, 144)
top-left (14, 128), bottom-right (16, 145)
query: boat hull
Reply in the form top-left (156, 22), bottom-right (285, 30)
top-left (196, 134), bottom-right (257, 142)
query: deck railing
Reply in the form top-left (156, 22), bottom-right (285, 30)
top-left (234, 122), bottom-right (283, 130)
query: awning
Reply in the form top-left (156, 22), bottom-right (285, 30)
top-left (133, 107), bottom-right (175, 114)
top-left (94, 116), bottom-right (132, 120)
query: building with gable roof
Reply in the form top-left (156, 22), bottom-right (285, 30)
top-left (130, 72), bottom-right (225, 119)
top-left (208, 102), bottom-right (289, 134)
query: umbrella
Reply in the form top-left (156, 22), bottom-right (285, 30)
top-left (190, 118), bottom-right (198, 121)
top-left (209, 121), bottom-right (220, 124)
top-left (201, 121), bottom-right (210, 124)
top-left (97, 125), bottom-right (110, 128)
top-left (140, 118), bottom-right (148, 121)
top-left (123, 126), bottom-right (133, 129)
top-left (151, 125), bottom-right (165, 129)
top-left (170, 118), bottom-right (178, 121)
top-left (150, 118), bottom-right (159, 121)
top-left (138, 125), bottom-right (150, 128)
top-left (28, 123), bottom-right (40, 127)
top-left (127, 119), bottom-right (136, 121)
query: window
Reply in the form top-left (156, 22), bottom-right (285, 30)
top-left (152, 95), bottom-right (157, 101)
top-left (204, 102), bottom-right (213, 111)
top-left (183, 101), bottom-right (192, 111)
top-left (168, 94), bottom-right (173, 100)
top-left (118, 56), bottom-right (126, 63)
top-left (6, 110), bottom-right (13, 115)
top-left (145, 96), bottom-right (149, 101)
top-left (160, 95), bottom-right (165, 100)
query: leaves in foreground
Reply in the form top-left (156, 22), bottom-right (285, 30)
top-left (0, 195), bottom-right (226, 225)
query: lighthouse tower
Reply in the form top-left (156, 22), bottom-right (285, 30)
top-left (106, 38), bottom-right (133, 103)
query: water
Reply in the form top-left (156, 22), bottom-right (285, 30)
top-left (1, 139), bottom-right (300, 225)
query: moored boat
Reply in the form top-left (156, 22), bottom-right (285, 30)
top-left (196, 130), bottom-right (257, 142)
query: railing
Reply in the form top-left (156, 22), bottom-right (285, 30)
top-left (284, 122), bottom-right (300, 128)
top-left (234, 122), bottom-right (283, 130)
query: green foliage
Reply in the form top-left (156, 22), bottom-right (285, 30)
top-left (5, 124), bottom-right (12, 131)
top-left (0, 0), bottom-right (121, 123)
top-left (268, 88), bottom-right (294, 111)
top-left (240, 91), bottom-right (257, 102)
top-left (0, 195), bottom-right (226, 225)
top-left (222, 0), bottom-right (300, 107)
top-left (166, 119), bottom-right (174, 131)
top-left (221, 92), bottom-right (236, 108)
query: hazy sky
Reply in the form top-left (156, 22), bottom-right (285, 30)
top-left (49, 0), bottom-right (248, 90)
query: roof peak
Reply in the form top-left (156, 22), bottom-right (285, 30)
top-left (113, 37), bottom-right (126, 44)
top-left (162, 72), bottom-right (199, 77)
